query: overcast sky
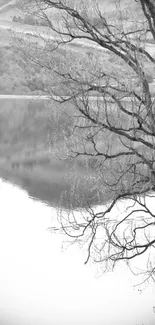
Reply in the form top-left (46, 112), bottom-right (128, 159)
top-left (0, 179), bottom-right (154, 325)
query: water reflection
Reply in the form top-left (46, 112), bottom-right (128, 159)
top-left (0, 160), bottom-right (109, 209)
top-left (0, 178), bottom-right (155, 325)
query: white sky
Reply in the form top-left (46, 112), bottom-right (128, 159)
top-left (0, 179), bottom-right (155, 325)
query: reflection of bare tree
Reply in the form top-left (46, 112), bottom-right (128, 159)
top-left (18, 0), bottom-right (155, 282)
top-left (11, 161), bottom-right (20, 169)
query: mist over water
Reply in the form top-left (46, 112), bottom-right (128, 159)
top-left (0, 178), bottom-right (155, 325)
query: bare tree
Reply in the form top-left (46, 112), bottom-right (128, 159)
top-left (17, 0), bottom-right (155, 281)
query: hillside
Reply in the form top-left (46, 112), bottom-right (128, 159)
top-left (0, 0), bottom-right (18, 19)
top-left (0, 0), bottom-right (147, 49)
top-left (0, 0), bottom-right (143, 28)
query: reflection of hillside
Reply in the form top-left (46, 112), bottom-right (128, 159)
top-left (0, 158), bottom-right (106, 209)
top-left (0, 97), bottom-right (107, 208)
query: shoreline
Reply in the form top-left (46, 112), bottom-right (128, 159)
top-left (0, 159), bottom-right (107, 210)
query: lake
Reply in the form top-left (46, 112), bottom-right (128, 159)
top-left (0, 178), bottom-right (155, 325)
